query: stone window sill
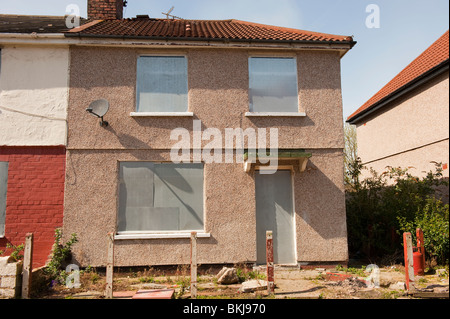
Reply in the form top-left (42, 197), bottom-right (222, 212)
top-left (130, 112), bottom-right (194, 117)
top-left (114, 232), bottom-right (210, 240)
top-left (245, 112), bottom-right (306, 117)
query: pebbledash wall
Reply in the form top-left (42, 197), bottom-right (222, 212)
top-left (0, 45), bottom-right (69, 268)
top-left (356, 72), bottom-right (449, 180)
top-left (64, 47), bottom-right (349, 267)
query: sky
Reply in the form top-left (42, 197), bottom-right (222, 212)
top-left (1, 0), bottom-right (449, 120)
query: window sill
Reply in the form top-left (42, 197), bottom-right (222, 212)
top-left (130, 112), bottom-right (194, 117)
top-left (114, 231), bottom-right (210, 240)
top-left (245, 112), bottom-right (306, 117)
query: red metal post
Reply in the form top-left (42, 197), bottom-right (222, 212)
top-left (266, 231), bottom-right (274, 295)
top-left (416, 228), bottom-right (426, 274)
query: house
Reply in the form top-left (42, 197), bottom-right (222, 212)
top-left (0, 15), bottom-right (72, 267)
top-left (62, 0), bottom-right (356, 268)
top-left (347, 31), bottom-right (449, 184)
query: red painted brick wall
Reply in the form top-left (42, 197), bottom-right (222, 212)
top-left (88, 0), bottom-right (123, 20)
top-left (0, 146), bottom-right (65, 268)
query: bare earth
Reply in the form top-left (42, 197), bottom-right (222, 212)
top-left (37, 265), bottom-right (449, 300)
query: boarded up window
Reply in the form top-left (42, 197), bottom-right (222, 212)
top-left (118, 162), bottom-right (204, 232)
top-left (0, 162), bottom-right (8, 237)
top-left (249, 57), bottom-right (299, 113)
top-left (136, 56), bottom-right (188, 113)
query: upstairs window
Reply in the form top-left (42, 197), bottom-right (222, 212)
top-left (136, 56), bottom-right (188, 113)
top-left (249, 57), bottom-right (299, 113)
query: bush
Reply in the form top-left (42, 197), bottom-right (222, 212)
top-left (44, 228), bottom-right (78, 284)
top-left (345, 159), bottom-right (448, 265)
top-left (398, 197), bottom-right (449, 265)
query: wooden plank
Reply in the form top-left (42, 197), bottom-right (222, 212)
top-left (132, 289), bottom-right (175, 299)
top-left (266, 231), bottom-right (274, 295)
top-left (412, 292), bottom-right (449, 299)
top-left (403, 232), bottom-right (415, 292)
top-left (191, 232), bottom-right (197, 299)
top-left (299, 158), bottom-right (309, 172)
top-left (105, 232), bottom-right (114, 299)
top-left (21, 233), bottom-right (33, 299)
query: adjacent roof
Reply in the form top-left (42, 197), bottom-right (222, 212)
top-left (0, 14), bottom-right (86, 33)
top-left (348, 30), bottom-right (449, 124)
top-left (66, 17), bottom-right (355, 45)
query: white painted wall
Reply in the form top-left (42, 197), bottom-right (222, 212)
top-left (0, 46), bottom-right (69, 146)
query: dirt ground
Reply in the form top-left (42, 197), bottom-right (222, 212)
top-left (35, 263), bottom-right (449, 300)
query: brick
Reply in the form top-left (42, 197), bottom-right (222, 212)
top-left (1, 146), bottom-right (65, 268)
top-left (0, 262), bottom-right (22, 276)
top-left (0, 276), bottom-right (17, 289)
top-left (0, 288), bottom-right (16, 299)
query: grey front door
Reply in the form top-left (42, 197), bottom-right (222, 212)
top-left (256, 170), bottom-right (296, 264)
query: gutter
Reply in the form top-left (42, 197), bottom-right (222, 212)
top-left (347, 59), bottom-right (449, 125)
top-left (64, 32), bottom-right (356, 51)
top-left (0, 33), bottom-right (66, 39)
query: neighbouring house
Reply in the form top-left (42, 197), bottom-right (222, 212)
top-left (347, 31), bottom-right (449, 186)
top-left (62, 0), bottom-right (356, 268)
top-left (0, 15), bottom-right (73, 267)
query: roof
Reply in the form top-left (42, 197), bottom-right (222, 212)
top-left (348, 30), bottom-right (449, 124)
top-left (0, 14), bottom-right (86, 34)
top-left (66, 17), bottom-right (355, 45)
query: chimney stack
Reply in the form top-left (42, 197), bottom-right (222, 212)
top-left (88, 0), bottom-right (124, 20)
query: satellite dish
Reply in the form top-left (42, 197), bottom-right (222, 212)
top-left (86, 99), bottom-right (109, 127)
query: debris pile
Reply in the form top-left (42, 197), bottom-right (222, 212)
top-left (216, 267), bottom-right (239, 285)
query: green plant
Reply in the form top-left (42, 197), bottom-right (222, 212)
top-left (235, 266), bottom-right (266, 283)
top-left (438, 265), bottom-right (449, 278)
top-left (335, 265), bottom-right (366, 277)
top-left (346, 160), bottom-right (448, 263)
top-left (5, 243), bottom-right (24, 261)
top-left (90, 272), bottom-right (100, 284)
top-left (398, 196), bottom-right (449, 265)
top-left (382, 290), bottom-right (402, 299)
top-left (44, 228), bottom-right (78, 284)
top-left (139, 276), bottom-right (155, 283)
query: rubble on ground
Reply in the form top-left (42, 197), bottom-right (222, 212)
top-left (216, 267), bottom-right (239, 285)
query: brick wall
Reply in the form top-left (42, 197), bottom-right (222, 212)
top-left (0, 256), bottom-right (22, 299)
top-left (0, 146), bottom-right (65, 269)
top-left (88, 0), bottom-right (124, 20)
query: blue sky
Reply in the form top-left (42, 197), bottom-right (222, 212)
top-left (1, 0), bottom-right (449, 119)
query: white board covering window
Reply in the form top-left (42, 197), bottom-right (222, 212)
top-left (0, 162), bottom-right (8, 238)
top-left (249, 57), bottom-right (299, 113)
top-left (136, 56), bottom-right (188, 113)
top-left (118, 162), bottom-right (204, 233)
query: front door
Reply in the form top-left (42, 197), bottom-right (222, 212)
top-left (256, 170), bottom-right (296, 265)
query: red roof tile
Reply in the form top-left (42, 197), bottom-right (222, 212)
top-left (348, 30), bottom-right (449, 123)
top-left (66, 18), bottom-right (354, 44)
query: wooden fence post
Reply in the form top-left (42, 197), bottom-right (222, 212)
top-left (21, 233), bottom-right (33, 299)
top-left (105, 232), bottom-right (114, 299)
top-left (266, 231), bottom-right (274, 295)
top-left (190, 232), bottom-right (198, 299)
top-left (403, 232), bottom-right (415, 292)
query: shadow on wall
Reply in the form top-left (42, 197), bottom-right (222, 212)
top-left (294, 154), bottom-right (347, 242)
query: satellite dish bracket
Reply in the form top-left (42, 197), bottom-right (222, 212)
top-left (86, 99), bottom-right (110, 127)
